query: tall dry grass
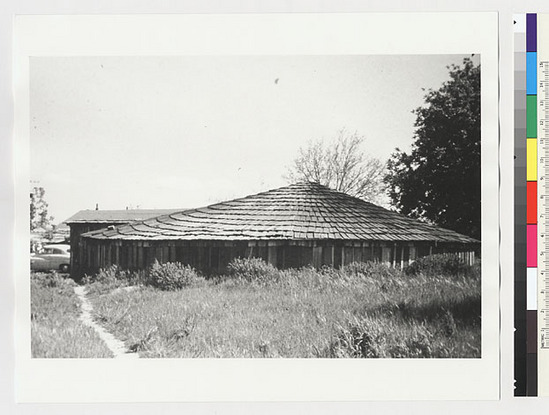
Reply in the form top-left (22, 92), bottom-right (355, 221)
top-left (87, 257), bottom-right (480, 358)
top-left (31, 272), bottom-right (113, 358)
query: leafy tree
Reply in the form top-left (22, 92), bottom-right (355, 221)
top-left (285, 130), bottom-right (386, 204)
top-left (385, 58), bottom-right (480, 239)
top-left (30, 186), bottom-right (54, 231)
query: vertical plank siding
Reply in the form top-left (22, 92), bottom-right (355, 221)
top-left (77, 238), bottom-right (478, 278)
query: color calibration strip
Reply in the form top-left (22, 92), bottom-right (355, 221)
top-left (514, 13), bottom-right (529, 396)
top-left (515, 13), bottom-right (539, 397)
top-left (516, 13), bottom-right (549, 397)
top-left (526, 13), bottom-right (538, 397)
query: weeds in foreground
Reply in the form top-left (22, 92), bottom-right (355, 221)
top-left (404, 253), bottom-right (480, 278)
top-left (87, 257), bottom-right (481, 358)
top-left (31, 272), bottom-right (113, 358)
top-left (82, 265), bottom-right (146, 296)
top-left (83, 261), bottom-right (205, 295)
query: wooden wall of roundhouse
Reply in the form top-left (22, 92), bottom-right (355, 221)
top-left (79, 238), bottom-right (478, 278)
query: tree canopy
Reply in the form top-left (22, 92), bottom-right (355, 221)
top-left (385, 58), bottom-right (480, 239)
top-left (285, 130), bottom-right (386, 204)
top-left (30, 186), bottom-right (54, 231)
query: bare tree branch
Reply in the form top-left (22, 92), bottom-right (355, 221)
top-left (284, 130), bottom-right (387, 204)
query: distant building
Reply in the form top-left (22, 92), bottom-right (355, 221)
top-left (30, 223), bottom-right (70, 253)
top-left (76, 182), bottom-right (479, 279)
top-left (64, 208), bottom-right (181, 278)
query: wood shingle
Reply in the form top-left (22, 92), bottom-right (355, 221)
top-left (82, 182), bottom-right (477, 244)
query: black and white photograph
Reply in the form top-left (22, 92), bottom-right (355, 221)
top-left (29, 54), bottom-right (482, 359)
top-left (13, 13), bottom-right (500, 402)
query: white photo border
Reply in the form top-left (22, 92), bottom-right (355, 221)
top-left (14, 12), bottom-right (499, 402)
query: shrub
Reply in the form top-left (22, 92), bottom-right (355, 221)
top-left (441, 309), bottom-right (457, 337)
top-left (328, 316), bottom-right (389, 358)
top-left (342, 261), bottom-right (400, 280)
top-left (83, 264), bottom-right (124, 285)
top-left (326, 316), bottom-right (437, 358)
top-left (147, 260), bottom-right (203, 290)
top-left (387, 325), bottom-right (435, 358)
top-left (225, 257), bottom-right (279, 283)
top-left (82, 265), bottom-right (147, 295)
top-left (404, 254), bottom-right (472, 277)
top-left (83, 264), bottom-right (136, 287)
top-left (83, 262), bottom-right (202, 292)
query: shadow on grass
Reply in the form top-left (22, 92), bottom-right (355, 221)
top-left (365, 294), bottom-right (481, 328)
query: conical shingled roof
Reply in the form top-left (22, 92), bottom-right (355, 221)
top-left (82, 182), bottom-right (478, 244)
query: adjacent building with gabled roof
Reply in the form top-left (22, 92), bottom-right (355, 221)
top-left (64, 208), bottom-right (182, 278)
top-left (75, 182), bottom-right (479, 279)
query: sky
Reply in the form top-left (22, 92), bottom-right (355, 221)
top-left (29, 54), bottom-right (479, 224)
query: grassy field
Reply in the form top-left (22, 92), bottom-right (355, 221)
top-left (31, 272), bottom-right (113, 358)
top-left (85, 258), bottom-right (481, 358)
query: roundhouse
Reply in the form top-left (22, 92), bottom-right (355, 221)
top-left (77, 182), bottom-right (479, 278)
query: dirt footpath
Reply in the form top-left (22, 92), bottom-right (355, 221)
top-left (74, 286), bottom-right (138, 359)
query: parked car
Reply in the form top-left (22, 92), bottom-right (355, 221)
top-left (31, 244), bottom-right (70, 273)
